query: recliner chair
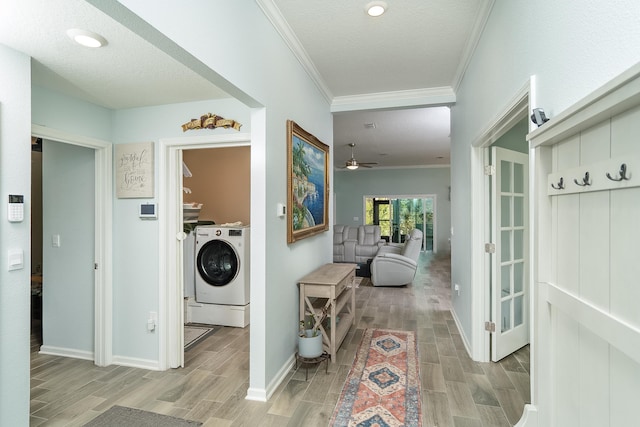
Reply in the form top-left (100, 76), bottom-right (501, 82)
top-left (370, 228), bottom-right (423, 286)
top-left (333, 225), bottom-right (357, 262)
top-left (354, 225), bottom-right (386, 264)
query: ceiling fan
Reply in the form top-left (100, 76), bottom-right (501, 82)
top-left (343, 143), bottom-right (377, 170)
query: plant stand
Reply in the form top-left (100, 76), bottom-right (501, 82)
top-left (295, 351), bottom-right (330, 381)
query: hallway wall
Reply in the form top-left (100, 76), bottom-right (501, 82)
top-left (450, 0), bottom-right (640, 358)
top-left (0, 43), bottom-right (32, 427)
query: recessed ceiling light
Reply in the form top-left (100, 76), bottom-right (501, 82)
top-left (67, 29), bottom-right (107, 48)
top-left (365, 1), bottom-right (387, 17)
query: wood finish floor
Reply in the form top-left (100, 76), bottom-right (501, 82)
top-left (29, 253), bottom-right (530, 426)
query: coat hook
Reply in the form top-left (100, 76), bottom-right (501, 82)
top-left (606, 163), bottom-right (629, 182)
top-left (551, 177), bottom-right (564, 190)
top-left (574, 171), bottom-right (591, 186)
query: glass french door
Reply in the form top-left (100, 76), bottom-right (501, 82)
top-left (364, 196), bottom-right (434, 251)
top-left (491, 147), bottom-right (529, 361)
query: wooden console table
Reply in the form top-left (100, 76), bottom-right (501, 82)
top-left (298, 263), bottom-right (356, 363)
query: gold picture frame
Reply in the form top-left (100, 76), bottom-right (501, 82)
top-left (287, 120), bottom-right (330, 243)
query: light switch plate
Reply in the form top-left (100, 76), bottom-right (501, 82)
top-left (8, 249), bottom-right (23, 271)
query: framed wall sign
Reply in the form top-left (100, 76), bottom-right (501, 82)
top-left (287, 120), bottom-right (329, 243)
top-left (115, 142), bottom-right (154, 198)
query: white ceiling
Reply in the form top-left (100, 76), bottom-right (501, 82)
top-left (0, 0), bottom-right (492, 169)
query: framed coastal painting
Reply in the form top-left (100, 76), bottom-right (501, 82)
top-left (287, 120), bottom-right (329, 243)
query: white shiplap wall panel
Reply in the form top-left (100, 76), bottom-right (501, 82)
top-left (578, 122), bottom-right (611, 311)
top-left (610, 348), bottom-right (640, 426)
top-left (554, 136), bottom-right (580, 295)
top-left (610, 105), bottom-right (640, 158)
top-left (609, 187), bottom-right (640, 328)
top-left (531, 66), bottom-right (640, 427)
top-left (610, 107), bottom-right (640, 329)
top-left (579, 327), bottom-right (610, 427)
top-left (554, 310), bottom-right (581, 425)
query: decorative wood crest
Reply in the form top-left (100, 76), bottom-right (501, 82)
top-left (181, 113), bottom-right (242, 132)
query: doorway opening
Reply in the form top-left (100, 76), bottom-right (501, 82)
top-left (158, 133), bottom-right (252, 370)
top-left (30, 125), bottom-right (113, 366)
top-left (364, 195), bottom-right (436, 252)
top-left (181, 145), bottom-right (251, 354)
top-left (469, 79), bottom-right (534, 425)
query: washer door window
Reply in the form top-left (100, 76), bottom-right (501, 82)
top-left (197, 239), bottom-right (239, 286)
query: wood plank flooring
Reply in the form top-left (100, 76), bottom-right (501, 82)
top-left (29, 252), bottom-right (530, 426)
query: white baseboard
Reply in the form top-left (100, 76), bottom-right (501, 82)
top-left (39, 345), bottom-right (162, 371)
top-left (39, 345), bottom-right (94, 361)
top-left (111, 355), bottom-right (161, 371)
top-left (245, 387), bottom-right (267, 402)
top-left (246, 353), bottom-right (296, 402)
top-left (450, 309), bottom-right (474, 359)
top-left (514, 404), bottom-right (538, 426)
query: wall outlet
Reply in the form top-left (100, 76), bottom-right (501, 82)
top-left (353, 216), bottom-right (359, 221)
top-left (454, 283), bottom-right (460, 296)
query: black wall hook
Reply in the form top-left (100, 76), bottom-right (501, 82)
top-left (574, 171), bottom-right (591, 187)
top-left (551, 177), bottom-right (565, 190)
top-left (606, 163), bottom-right (629, 182)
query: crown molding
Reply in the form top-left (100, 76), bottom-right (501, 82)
top-left (256, 0), bottom-right (333, 104)
top-left (451, 0), bottom-right (495, 92)
top-left (331, 87), bottom-right (456, 113)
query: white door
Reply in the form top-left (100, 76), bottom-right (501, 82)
top-left (491, 147), bottom-right (529, 361)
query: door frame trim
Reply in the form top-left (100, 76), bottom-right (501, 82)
top-left (469, 78), bottom-right (535, 363)
top-left (31, 124), bottom-right (113, 366)
top-left (158, 133), bottom-right (251, 370)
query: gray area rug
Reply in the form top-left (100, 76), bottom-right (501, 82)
top-left (184, 323), bottom-right (220, 351)
top-left (84, 405), bottom-right (202, 426)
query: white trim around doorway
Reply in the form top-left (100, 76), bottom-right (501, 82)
top-left (469, 79), bottom-right (533, 364)
top-left (31, 124), bottom-right (113, 367)
top-left (468, 78), bottom-right (537, 426)
top-left (157, 133), bottom-right (251, 371)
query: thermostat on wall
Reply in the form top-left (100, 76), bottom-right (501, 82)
top-left (139, 203), bottom-right (157, 219)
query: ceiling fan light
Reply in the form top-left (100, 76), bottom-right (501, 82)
top-left (366, 1), bottom-right (387, 17)
top-left (67, 29), bottom-right (107, 48)
top-left (346, 164), bottom-right (359, 170)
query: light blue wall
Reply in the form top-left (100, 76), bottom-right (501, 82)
top-left (450, 0), bottom-right (640, 354)
top-left (335, 167), bottom-right (451, 253)
top-left (111, 98), bottom-right (250, 361)
top-left (0, 44), bottom-right (32, 427)
top-left (42, 140), bottom-right (95, 353)
top-left (108, 1), bottom-right (334, 393)
top-left (493, 118), bottom-right (528, 153)
top-left (32, 85), bottom-right (113, 141)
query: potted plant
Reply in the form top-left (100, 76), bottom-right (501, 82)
top-left (298, 310), bottom-right (326, 358)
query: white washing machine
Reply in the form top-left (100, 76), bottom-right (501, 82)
top-left (191, 225), bottom-right (250, 327)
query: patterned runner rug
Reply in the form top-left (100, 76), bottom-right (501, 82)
top-left (330, 328), bottom-right (422, 426)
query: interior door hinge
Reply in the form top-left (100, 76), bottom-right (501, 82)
top-left (485, 321), bottom-right (496, 333)
top-left (484, 243), bottom-right (496, 253)
top-left (484, 165), bottom-right (496, 176)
